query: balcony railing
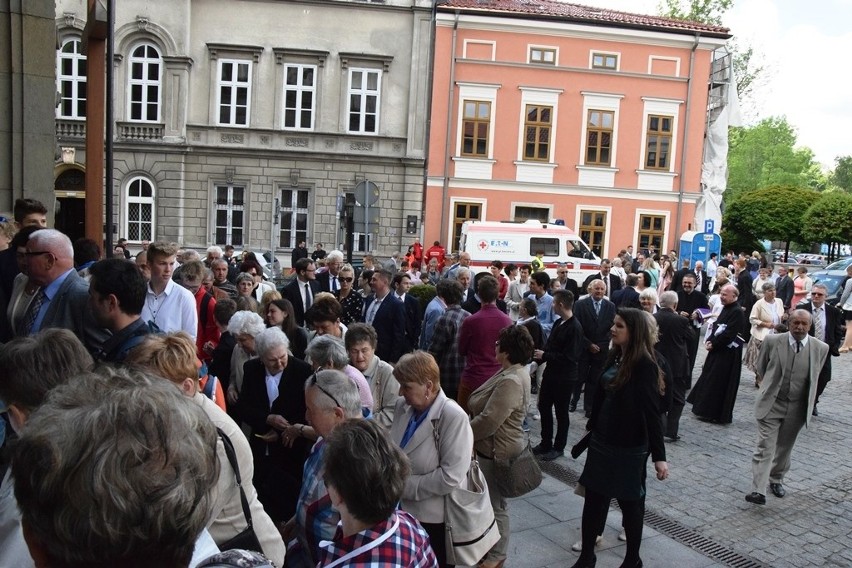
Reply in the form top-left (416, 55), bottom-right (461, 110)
top-left (56, 119), bottom-right (86, 139)
top-left (117, 122), bottom-right (164, 141)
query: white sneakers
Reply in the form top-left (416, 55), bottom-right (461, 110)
top-left (571, 531), bottom-right (626, 552)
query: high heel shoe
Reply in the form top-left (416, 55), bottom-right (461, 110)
top-left (618, 559), bottom-right (643, 568)
top-left (569, 555), bottom-right (597, 568)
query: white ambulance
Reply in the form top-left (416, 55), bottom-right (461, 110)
top-left (459, 220), bottom-right (601, 286)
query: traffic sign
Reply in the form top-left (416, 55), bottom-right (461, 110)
top-left (704, 219), bottom-right (715, 234)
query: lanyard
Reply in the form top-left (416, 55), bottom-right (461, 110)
top-left (319, 515), bottom-right (400, 568)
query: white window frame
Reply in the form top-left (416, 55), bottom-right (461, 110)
top-left (283, 63), bottom-right (317, 131)
top-left (346, 67), bottom-right (381, 134)
top-left (579, 92), bottom-right (623, 168)
top-left (124, 176), bottom-right (156, 242)
top-left (575, 204), bottom-right (613, 259)
top-left (216, 59), bottom-right (252, 127)
top-left (515, 87), bottom-right (561, 164)
top-left (633, 209), bottom-right (671, 252)
top-left (278, 187), bottom-right (311, 249)
top-left (528, 45), bottom-right (558, 65)
top-left (56, 38), bottom-right (87, 119)
top-left (456, 83), bottom-right (500, 160)
top-left (638, 98), bottom-right (683, 173)
top-left (512, 202), bottom-right (553, 222)
top-left (127, 43), bottom-right (162, 123)
top-left (213, 184), bottom-right (246, 246)
top-left (648, 56), bottom-right (682, 76)
top-left (462, 39), bottom-right (496, 61)
top-left (352, 232), bottom-right (375, 253)
top-left (589, 50), bottom-right (620, 71)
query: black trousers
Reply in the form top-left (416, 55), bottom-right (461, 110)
top-left (686, 327), bottom-right (701, 385)
top-left (665, 373), bottom-right (690, 437)
top-left (538, 375), bottom-right (574, 452)
top-left (421, 522), bottom-right (453, 568)
top-left (578, 488), bottom-right (645, 565)
top-left (815, 356), bottom-right (832, 404)
top-left (572, 347), bottom-right (608, 410)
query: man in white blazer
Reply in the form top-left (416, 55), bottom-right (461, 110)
top-left (746, 310), bottom-right (828, 505)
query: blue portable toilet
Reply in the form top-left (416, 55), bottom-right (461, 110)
top-left (679, 231), bottom-right (722, 268)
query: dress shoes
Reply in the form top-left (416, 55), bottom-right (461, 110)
top-left (532, 443), bottom-right (550, 456)
top-left (568, 401), bottom-right (578, 412)
top-left (770, 483), bottom-right (786, 498)
top-left (745, 492), bottom-right (766, 505)
top-left (812, 404), bottom-right (819, 416)
top-left (665, 434), bottom-right (681, 442)
top-left (540, 449), bottom-right (564, 461)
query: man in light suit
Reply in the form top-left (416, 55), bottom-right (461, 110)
top-left (746, 310), bottom-right (829, 505)
top-left (19, 229), bottom-right (107, 353)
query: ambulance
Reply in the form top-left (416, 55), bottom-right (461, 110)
top-left (459, 220), bottom-right (601, 286)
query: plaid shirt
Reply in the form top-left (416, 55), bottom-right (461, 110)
top-left (317, 511), bottom-right (438, 568)
top-left (427, 305), bottom-right (470, 396)
top-left (291, 439), bottom-right (338, 567)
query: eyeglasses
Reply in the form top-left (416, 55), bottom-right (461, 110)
top-left (339, 277), bottom-right (354, 283)
top-left (309, 371), bottom-right (341, 408)
top-left (23, 250), bottom-right (51, 257)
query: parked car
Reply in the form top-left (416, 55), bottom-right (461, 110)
top-left (825, 257), bottom-right (852, 271)
top-left (797, 269), bottom-right (849, 307)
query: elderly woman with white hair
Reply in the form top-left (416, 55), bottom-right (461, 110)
top-left (225, 309), bottom-right (267, 408)
top-left (639, 287), bottom-right (659, 314)
top-left (239, 326), bottom-right (314, 523)
top-left (303, 334), bottom-right (374, 417)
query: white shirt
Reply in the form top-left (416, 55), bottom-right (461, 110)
top-left (140, 279), bottom-right (198, 340)
top-left (265, 370), bottom-right (283, 410)
top-left (298, 278), bottom-right (313, 310)
top-left (788, 334), bottom-right (809, 351)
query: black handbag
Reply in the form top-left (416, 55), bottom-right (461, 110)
top-left (492, 441), bottom-right (542, 498)
top-left (216, 428), bottom-right (264, 554)
top-left (570, 431), bottom-right (591, 459)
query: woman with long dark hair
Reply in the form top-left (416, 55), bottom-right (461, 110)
top-left (571, 308), bottom-right (668, 568)
top-left (266, 298), bottom-right (308, 360)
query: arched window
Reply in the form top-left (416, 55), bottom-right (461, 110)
top-left (125, 177), bottom-right (155, 241)
top-left (57, 39), bottom-right (87, 119)
top-left (128, 43), bottom-right (162, 122)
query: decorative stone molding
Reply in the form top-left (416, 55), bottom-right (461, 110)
top-left (339, 52), bottom-right (393, 71)
top-left (220, 133), bottom-right (245, 144)
top-left (272, 48), bottom-right (329, 67)
top-left (207, 43), bottom-right (263, 63)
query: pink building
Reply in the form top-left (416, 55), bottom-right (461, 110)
top-left (425, 0), bottom-right (731, 259)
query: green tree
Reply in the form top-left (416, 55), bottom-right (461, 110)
top-left (723, 186), bottom-right (817, 257)
top-left (726, 117), bottom-right (819, 203)
top-left (802, 192), bottom-right (852, 256)
top-left (657, 0), bottom-right (733, 25)
top-left (830, 155), bottom-right (852, 192)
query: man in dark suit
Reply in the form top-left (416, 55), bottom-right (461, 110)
top-left (363, 269), bottom-right (407, 363)
top-left (532, 289), bottom-right (583, 461)
top-left (581, 259), bottom-right (622, 298)
top-left (676, 273), bottom-right (709, 379)
top-left (20, 228), bottom-right (107, 353)
top-left (655, 291), bottom-right (693, 441)
top-left (392, 272), bottom-right (421, 353)
top-left (670, 259), bottom-right (692, 293)
top-left (316, 249), bottom-right (344, 293)
top-left (570, 279), bottom-right (616, 416)
top-left (281, 257), bottom-right (320, 327)
top-left (775, 266), bottom-right (794, 312)
top-left (461, 271), bottom-right (508, 315)
top-left (238, 327), bottom-right (313, 522)
top-left (290, 239), bottom-right (308, 270)
top-left (799, 283), bottom-right (844, 415)
top-left (691, 260), bottom-right (710, 295)
top-left (612, 273), bottom-right (641, 309)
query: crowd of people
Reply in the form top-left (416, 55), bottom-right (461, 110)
top-left (0, 196), bottom-right (848, 567)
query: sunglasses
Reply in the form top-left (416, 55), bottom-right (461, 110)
top-left (309, 370), bottom-right (341, 408)
top-left (339, 277), bottom-right (354, 283)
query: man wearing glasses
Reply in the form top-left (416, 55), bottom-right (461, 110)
top-left (17, 229), bottom-right (106, 352)
top-left (798, 283), bottom-right (844, 416)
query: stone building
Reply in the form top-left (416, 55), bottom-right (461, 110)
top-left (54, 0), bottom-right (433, 259)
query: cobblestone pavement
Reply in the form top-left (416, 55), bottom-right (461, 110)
top-left (524, 345), bottom-right (852, 567)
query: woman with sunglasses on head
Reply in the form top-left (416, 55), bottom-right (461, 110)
top-left (332, 263), bottom-right (363, 325)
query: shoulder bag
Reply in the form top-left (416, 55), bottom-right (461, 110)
top-left (431, 417), bottom-right (500, 566)
top-left (492, 440), bottom-right (542, 498)
top-left (215, 428), bottom-right (265, 554)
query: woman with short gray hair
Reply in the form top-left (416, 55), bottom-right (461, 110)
top-left (746, 282), bottom-right (785, 386)
top-left (226, 310), bottom-right (267, 407)
top-left (280, 369), bottom-right (363, 567)
top-left (304, 334), bottom-right (373, 415)
top-left (238, 326), bottom-right (314, 523)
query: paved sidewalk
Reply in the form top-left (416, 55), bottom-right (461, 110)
top-left (493, 347), bottom-right (852, 567)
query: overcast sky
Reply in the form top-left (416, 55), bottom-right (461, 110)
top-left (577, 0), bottom-right (852, 168)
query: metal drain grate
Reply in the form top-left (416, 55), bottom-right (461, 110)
top-left (538, 460), bottom-right (770, 568)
